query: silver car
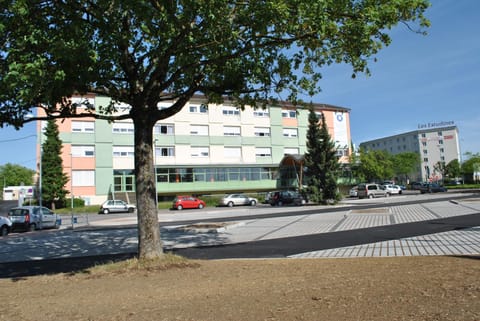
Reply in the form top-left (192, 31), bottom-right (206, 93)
top-left (218, 194), bottom-right (258, 207)
top-left (357, 183), bottom-right (388, 199)
top-left (8, 206), bottom-right (61, 231)
top-left (0, 216), bottom-right (12, 236)
top-left (99, 200), bottom-right (136, 214)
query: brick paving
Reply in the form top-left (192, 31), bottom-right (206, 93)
top-left (159, 197), bottom-right (480, 258)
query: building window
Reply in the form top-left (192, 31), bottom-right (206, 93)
top-left (438, 131), bottom-right (443, 136)
top-left (223, 126), bottom-right (241, 136)
top-left (440, 156), bottom-right (445, 161)
top-left (222, 106), bottom-right (240, 116)
top-left (113, 146), bottom-right (134, 157)
top-left (438, 139), bottom-right (444, 144)
top-left (112, 122), bottom-right (134, 134)
top-left (439, 148), bottom-right (445, 153)
top-left (224, 147), bottom-right (241, 158)
top-left (72, 170), bottom-right (95, 187)
top-left (422, 142), bottom-right (427, 147)
top-left (71, 145), bottom-right (95, 157)
top-left (284, 147), bottom-right (299, 155)
top-left (189, 104), bottom-right (208, 113)
top-left (283, 128), bottom-right (298, 137)
top-left (254, 127), bottom-right (271, 137)
top-left (421, 133), bottom-right (426, 138)
top-left (157, 102), bottom-right (170, 110)
top-left (191, 147), bottom-right (209, 157)
top-left (156, 146), bottom-right (175, 157)
top-left (113, 170), bottom-right (135, 191)
top-left (72, 121), bottom-right (94, 133)
top-left (423, 149), bottom-right (428, 155)
top-left (256, 147), bottom-right (271, 157)
top-left (253, 109), bottom-right (270, 117)
top-left (423, 157), bottom-right (428, 162)
top-left (190, 125), bottom-right (209, 136)
top-left (154, 123), bottom-right (174, 135)
top-left (282, 109), bottom-right (296, 118)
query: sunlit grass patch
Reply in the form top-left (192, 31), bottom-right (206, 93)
top-left (85, 253), bottom-right (200, 276)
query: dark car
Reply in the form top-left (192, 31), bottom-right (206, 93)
top-left (410, 182), bottom-right (424, 190)
top-left (420, 183), bottom-right (448, 194)
top-left (270, 190), bottom-right (306, 206)
top-left (172, 196), bottom-right (206, 210)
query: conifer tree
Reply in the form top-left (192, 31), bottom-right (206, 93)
top-left (304, 106), bottom-right (340, 204)
top-left (41, 120), bottom-right (69, 209)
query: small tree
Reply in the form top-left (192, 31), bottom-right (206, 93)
top-left (41, 120), bottom-right (69, 209)
top-left (304, 108), bottom-right (323, 203)
top-left (359, 149), bottom-right (394, 182)
top-left (444, 159), bottom-right (461, 182)
top-left (392, 152), bottom-right (420, 184)
top-left (304, 107), bottom-right (340, 204)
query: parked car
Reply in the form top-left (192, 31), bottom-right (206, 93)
top-left (383, 184), bottom-right (403, 195)
top-left (270, 190), bottom-right (306, 206)
top-left (263, 191), bottom-right (274, 204)
top-left (349, 186), bottom-right (358, 197)
top-left (357, 183), bottom-right (388, 199)
top-left (219, 194), bottom-right (258, 207)
top-left (420, 183), bottom-right (448, 194)
top-left (172, 196), bottom-right (206, 210)
top-left (0, 216), bottom-right (12, 236)
top-left (8, 206), bottom-right (61, 232)
top-left (99, 200), bottom-right (136, 214)
top-left (410, 182), bottom-right (424, 190)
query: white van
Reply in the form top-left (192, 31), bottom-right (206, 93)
top-left (357, 183), bottom-right (388, 199)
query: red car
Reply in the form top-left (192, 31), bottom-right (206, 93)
top-left (172, 196), bottom-right (206, 210)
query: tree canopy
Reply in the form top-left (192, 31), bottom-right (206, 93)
top-left (0, 163), bottom-right (35, 187)
top-left (0, 0), bottom-right (430, 259)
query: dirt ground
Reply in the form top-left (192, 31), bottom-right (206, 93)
top-left (1, 255), bottom-right (479, 321)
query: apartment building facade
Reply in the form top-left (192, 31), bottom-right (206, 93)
top-left (359, 125), bottom-right (460, 183)
top-left (37, 94), bottom-right (351, 205)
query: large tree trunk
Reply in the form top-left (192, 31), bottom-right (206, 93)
top-left (133, 116), bottom-right (163, 259)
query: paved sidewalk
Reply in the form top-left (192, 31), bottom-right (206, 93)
top-left (163, 197), bottom-right (480, 258)
top-left (86, 195), bottom-right (480, 258)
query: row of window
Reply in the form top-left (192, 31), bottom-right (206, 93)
top-left (74, 121), bottom-right (300, 137)
top-left (113, 166), bottom-right (277, 191)
top-left (73, 165), bottom-right (279, 189)
top-left (72, 145), bottom-right (300, 158)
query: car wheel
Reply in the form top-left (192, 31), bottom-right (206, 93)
top-left (28, 224), bottom-right (36, 232)
top-left (385, 193), bottom-right (390, 197)
top-left (368, 194), bottom-right (374, 199)
top-left (103, 209), bottom-right (110, 214)
top-left (250, 200), bottom-right (256, 206)
top-left (0, 225), bottom-right (8, 237)
top-left (399, 190), bottom-right (402, 194)
top-left (277, 200), bottom-right (283, 206)
top-left (177, 205), bottom-right (183, 210)
top-left (198, 204), bottom-right (204, 209)
top-left (227, 201), bottom-right (234, 207)
top-left (128, 207), bottom-right (135, 213)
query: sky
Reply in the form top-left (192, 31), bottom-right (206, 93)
top-left (0, 0), bottom-right (479, 170)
